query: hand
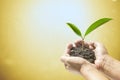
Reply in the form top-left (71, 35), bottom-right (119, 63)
top-left (61, 55), bottom-right (88, 74)
top-left (72, 40), bottom-right (109, 69)
top-left (60, 42), bottom-right (89, 74)
top-left (88, 42), bottom-right (108, 69)
top-left (91, 41), bottom-right (120, 80)
top-left (60, 40), bottom-right (110, 80)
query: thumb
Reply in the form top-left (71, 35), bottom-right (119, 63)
top-left (61, 56), bottom-right (86, 65)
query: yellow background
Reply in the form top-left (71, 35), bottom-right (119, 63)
top-left (0, 0), bottom-right (120, 80)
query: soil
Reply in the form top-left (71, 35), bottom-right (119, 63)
top-left (70, 45), bottom-right (96, 63)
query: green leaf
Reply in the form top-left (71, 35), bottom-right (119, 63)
top-left (67, 23), bottom-right (83, 38)
top-left (84, 18), bottom-right (112, 37)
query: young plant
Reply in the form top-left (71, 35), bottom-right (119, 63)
top-left (66, 18), bottom-right (112, 63)
top-left (67, 18), bottom-right (112, 40)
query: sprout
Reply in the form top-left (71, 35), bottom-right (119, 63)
top-left (67, 18), bottom-right (112, 40)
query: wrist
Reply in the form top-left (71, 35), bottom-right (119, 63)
top-left (80, 63), bottom-right (94, 74)
top-left (80, 63), bottom-right (109, 80)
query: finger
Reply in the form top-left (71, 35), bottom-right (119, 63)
top-left (64, 43), bottom-right (73, 54)
top-left (88, 42), bottom-right (95, 50)
top-left (74, 40), bottom-right (83, 47)
top-left (64, 49), bottom-right (71, 54)
top-left (83, 42), bottom-right (89, 48)
top-left (89, 45), bottom-right (95, 50)
top-left (65, 64), bottom-right (81, 75)
top-left (93, 42), bottom-right (104, 48)
top-left (67, 43), bottom-right (73, 49)
top-left (64, 63), bottom-right (71, 69)
top-left (64, 63), bottom-right (68, 69)
top-left (61, 56), bottom-right (85, 72)
top-left (60, 56), bottom-right (85, 64)
top-left (92, 42), bottom-right (104, 52)
top-left (94, 59), bottom-right (102, 69)
top-left (60, 56), bottom-right (69, 63)
top-left (93, 42), bottom-right (99, 47)
top-left (64, 63), bottom-right (67, 67)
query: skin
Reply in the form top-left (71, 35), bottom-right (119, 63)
top-left (61, 56), bottom-right (110, 80)
top-left (60, 40), bottom-right (110, 80)
top-left (89, 41), bottom-right (120, 80)
top-left (61, 40), bottom-right (120, 80)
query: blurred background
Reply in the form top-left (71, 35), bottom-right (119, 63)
top-left (0, 0), bottom-right (120, 80)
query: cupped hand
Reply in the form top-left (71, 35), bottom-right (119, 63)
top-left (73, 40), bottom-right (109, 69)
top-left (88, 41), bottom-right (108, 69)
top-left (60, 40), bottom-right (93, 74)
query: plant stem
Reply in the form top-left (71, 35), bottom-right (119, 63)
top-left (81, 37), bottom-right (84, 51)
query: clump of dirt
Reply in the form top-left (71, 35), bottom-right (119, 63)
top-left (70, 45), bottom-right (96, 63)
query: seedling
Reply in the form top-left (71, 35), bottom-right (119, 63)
top-left (67, 18), bottom-right (112, 63)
